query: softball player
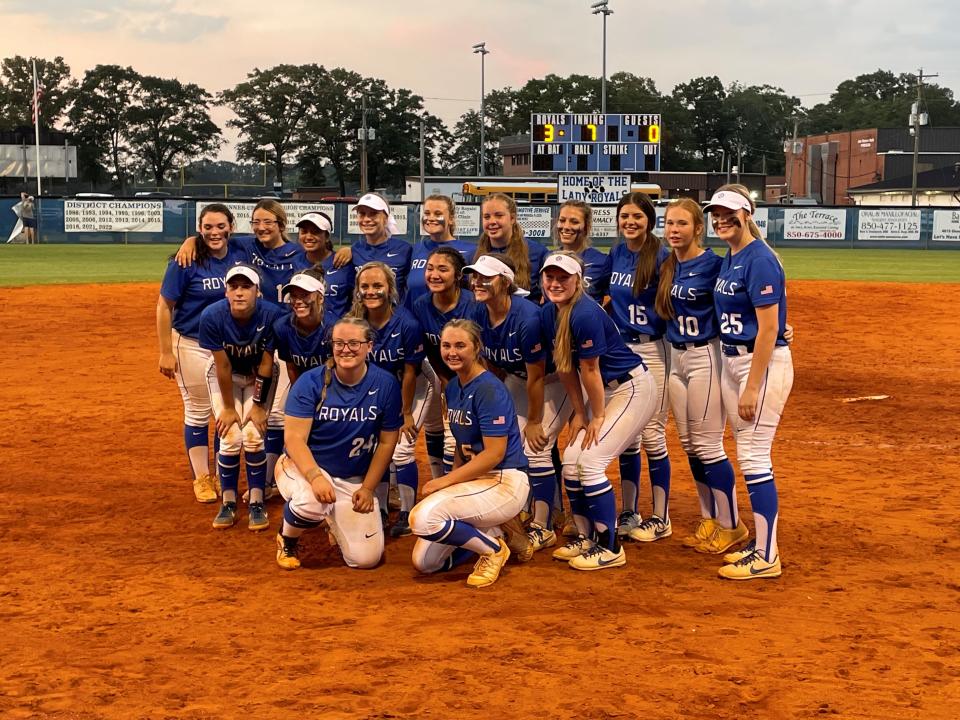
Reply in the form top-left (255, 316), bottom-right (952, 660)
top-left (407, 194), bottom-right (476, 310)
top-left (409, 319), bottom-right (531, 588)
top-left (475, 193), bottom-right (549, 303)
top-left (274, 317), bottom-right (402, 570)
top-left (541, 252), bottom-right (658, 570)
top-left (272, 267), bottom-right (329, 393)
top-left (466, 254), bottom-right (571, 552)
top-left (555, 199), bottom-right (611, 303)
top-left (348, 261), bottom-right (428, 537)
top-left (708, 185), bottom-right (793, 580)
top-left (411, 246), bottom-right (481, 473)
top-left (198, 263), bottom-right (283, 531)
top-left (645, 199), bottom-right (741, 549)
top-left (608, 192), bottom-right (672, 540)
top-left (350, 193), bottom-right (413, 301)
top-left (294, 212), bottom-right (353, 323)
top-left (158, 204), bottom-right (242, 503)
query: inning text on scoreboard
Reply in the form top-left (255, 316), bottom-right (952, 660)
top-left (530, 113), bottom-right (662, 173)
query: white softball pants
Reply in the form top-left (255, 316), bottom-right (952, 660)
top-left (268, 355), bottom-right (291, 429)
top-left (172, 330), bottom-right (212, 426)
top-left (205, 362), bottom-right (267, 454)
top-left (720, 345), bottom-right (794, 479)
top-left (393, 361), bottom-right (439, 466)
top-left (503, 373), bottom-right (573, 466)
top-left (624, 337), bottom-right (671, 458)
top-left (275, 455), bottom-right (384, 569)
top-left (409, 469), bottom-right (529, 573)
top-left (668, 339), bottom-right (728, 463)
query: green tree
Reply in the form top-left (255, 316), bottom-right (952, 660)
top-left (126, 76), bottom-right (221, 187)
top-left (725, 83), bottom-right (800, 174)
top-left (221, 64), bottom-right (317, 186)
top-left (671, 76), bottom-right (732, 170)
top-left (0, 55), bottom-right (76, 130)
top-left (444, 109), bottom-right (501, 175)
top-left (67, 65), bottom-right (141, 191)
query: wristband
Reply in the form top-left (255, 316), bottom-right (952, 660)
top-left (253, 373), bottom-right (274, 405)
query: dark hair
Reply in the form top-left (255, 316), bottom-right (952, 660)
top-left (185, 203), bottom-right (235, 267)
top-left (616, 192), bottom-right (661, 295)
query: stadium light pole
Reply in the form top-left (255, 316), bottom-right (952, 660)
top-left (591, 0), bottom-right (613, 114)
top-left (472, 42), bottom-right (490, 176)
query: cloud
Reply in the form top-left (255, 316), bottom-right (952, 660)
top-left (0, 0), bottom-right (227, 42)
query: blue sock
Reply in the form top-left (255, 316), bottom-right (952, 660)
top-left (218, 452), bottom-right (240, 495)
top-left (245, 450), bottom-right (267, 492)
top-left (183, 423), bottom-right (208, 478)
top-left (564, 479), bottom-right (592, 536)
top-left (423, 518), bottom-right (499, 554)
top-left (746, 474), bottom-right (779, 561)
top-left (265, 427), bottom-right (283, 457)
top-left (647, 453), bottom-right (671, 520)
top-left (283, 502), bottom-right (321, 529)
top-left (528, 465), bottom-right (557, 525)
top-left (584, 483), bottom-right (618, 550)
top-left (688, 456), bottom-right (715, 518)
top-left (618, 449), bottom-right (641, 513)
top-left (441, 547), bottom-right (476, 572)
top-left (425, 432), bottom-right (444, 462)
top-left (551, 442), bottom-right (562, 479)
top-left (705, 458), bottom-right (738, 528)
top-left (395, 462), bottom-right (419, 511)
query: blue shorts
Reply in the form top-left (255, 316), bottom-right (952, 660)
top-left (22, 217), bottom-right (36, 229)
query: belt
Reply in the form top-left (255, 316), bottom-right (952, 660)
top-left (672, 340), bottom-right (710, 351)
top-left (606, 365), bottom-right (646, 389)
top-left (722, 341), bottom-right (755, 356)
top-left (624, 332), bottom-right (662, 345)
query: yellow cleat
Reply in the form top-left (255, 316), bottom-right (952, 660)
top-left (275, 533), bottom-right (301, 570)
top-left (467, 538), bottom-right (511, 588)
top-left (694, 520), bottom-right (749, 554)
top-left (192, 474), bottom-right (218, 504)
top-left (718, 550), bottom-right (781, 580)
top-left (681, 517), bottom-right (718, 548)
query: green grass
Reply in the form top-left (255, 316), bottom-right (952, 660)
top-left (0, 244), bottom-right (959, 286)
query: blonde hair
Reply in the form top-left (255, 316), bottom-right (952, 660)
top-left (616, 192), bottom-right (661, 296)
top-left (441, 318), bottom-right (483, 358)
top-left (714, 183), bottom-right (782, 265)
top-left (554, 200), bottom-right (593, 253)
top-left (476, 194), bottom-right (530, 290)
top-left (546, 251), bottom-right (588, 374)
top-left (425, 194), bottom-right (457, 236)
top-left (253, 199), bottom-right (289, 242)
top-left (655, 199), bottom-right (705, 321)
top-left (349, 261), bottom-right (399, 318)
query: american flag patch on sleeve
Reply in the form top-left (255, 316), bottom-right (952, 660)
top-left (492, 416), bottom-right (506, 425)
top-left (760, 285), bottom-right (774, 295)
top-left (581, 338), bottom-right (594, 348)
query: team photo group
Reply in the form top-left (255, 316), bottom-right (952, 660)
top-left (156, 184), bottom-right (794, 589)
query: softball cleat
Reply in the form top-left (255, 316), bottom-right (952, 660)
top-left (527, 522), bottom-right (557, 552)
top-left (467, 538), bottom-right (510, 588)
top-left (681, 517), bottom-right (718, 548)
top-left (568, 544), bottom-right (626, 571)
top-left (212, 501), bottom-right (238, 529)
top-left (694, 520), bottom-right (749, 554)
top-left (248, 502), bottom-right (269, 531)
top-left (628, 515), bottom-right (672, 543)
top-left (275, 533), bottom-right (301, 570)
top-left (616, 511), bottom-right (642, 538)
top-left (723, 539), bottom-right (756, 564)
top-left (501, 515), bottom-right (534, 563)
top-left (718, 550), bottom-right (781, 580)
top-left (192, 474), bottom-right (218, 504)
top-left (551, 534), bottom-right (595, 561)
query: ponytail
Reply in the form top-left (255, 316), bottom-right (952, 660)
top-left (477, 194), bottom-right (530, 290)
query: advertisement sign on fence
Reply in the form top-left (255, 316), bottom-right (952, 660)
top-left (64, 200), bottom-right (163, 232)
top-left (932, 210), bottom-right (960, 241)
top-left (517, 206), bottom-right (552, 239)
top-left (783, 208), bottom-right (846, 240)
top-left (857, 209), bottom-right (921, 241)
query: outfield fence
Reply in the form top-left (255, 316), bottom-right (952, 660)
top-left (2, 196), bottom-right (960, 249)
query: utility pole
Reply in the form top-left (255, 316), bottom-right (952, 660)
top-left (472, 43), bottom-right (490, 176)
top-left (784, 117), bottom-right (799, 204)
top-left (911, 68), bottom-right (937, 207)
top-left (419, 117), bottom-right (426, 204)
top-left (591, 1), bottom-right (613, 114)
top-left (360, 95), bottom-right (368, 194)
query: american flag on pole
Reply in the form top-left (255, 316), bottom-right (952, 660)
top-left (760, 285), bottom-right (774, 295)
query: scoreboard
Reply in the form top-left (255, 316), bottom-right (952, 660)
top-left (530, 113), bottom-right (661, 173)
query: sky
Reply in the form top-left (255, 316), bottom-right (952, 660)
top-left (2, 0), bottom-right (958, 161)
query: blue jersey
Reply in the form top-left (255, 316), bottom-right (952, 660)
top-left (232, 235), bottom-right (311, 305)
top-left (318, 253), bottom-right (354, 323)
top-left (473, 297), bottom-right (544, 379)
top-left (272, 314), bottom-right (329, 373)
top-left (198, 299), bottom-right (284, 376)
top-left (608, 242), bottom-right (669, 340)
top-left (405, 237), bottom-right (476, 311)
top-left (160, 247), bottom-right (245, 339)
top-left (285, 364), bottom-right (403, 479)
top-left (412, 289), bottom-right (480, 377)
top-left (579, 246), bottom-right (612, 302)
top-left (541, 296), bottom-right (644, 386)
top-left (664, 249), bottom-right (723, 344)
top-left (483, 238), bottom-right (549, 303)
top-left (445, 370), bottom-right (528, 471)
top-left (367, 308), bottom-right (425, 380)
top-left (351, 236), bottom-right (412, 302)
top-left (713, 240), bottom-right (788, 346)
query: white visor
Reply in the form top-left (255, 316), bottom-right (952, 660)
top-left (296, 212), bottom-right (332, 233)
top-left (464, 254), bottom-right (515, 281)
top-left (703, 190), bottom-right (753, 214)
top-left (225, 265), bottom-right (261, 286)
top-left (540, 254), bottom-right (583, 276)
top-left (281, 273), bottom-right (326, 298)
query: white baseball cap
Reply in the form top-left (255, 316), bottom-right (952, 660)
top-left (225, 264), bottom-right (261, 286)
top-left (355, 193), bottom-right (390, 214)
top-left (281, 273), bottom-right (326, 298)
top-left (703, 190), bottom-right (753, 214)
top-left (464, 255), bottom-right (531, 297)
top-left (541, 253), bottom-right (583, 276)
top-left (296, 212), bottom-right (332, 233)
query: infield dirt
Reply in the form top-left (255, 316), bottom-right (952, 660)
top-left (1, 281), bottom-right (958, 719)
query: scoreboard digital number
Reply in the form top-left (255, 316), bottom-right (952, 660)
top-left (530, 113), bottom-right (661, 173)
